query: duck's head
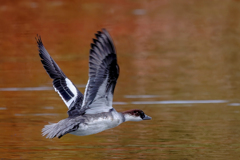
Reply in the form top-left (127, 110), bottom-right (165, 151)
top-left (122, 109), bottom-right (152, 122)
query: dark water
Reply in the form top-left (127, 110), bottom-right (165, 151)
top-left (1, 1), bottom-right (240, 159)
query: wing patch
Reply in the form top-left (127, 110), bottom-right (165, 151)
top-left (36, 35), bottom-right (83, 113)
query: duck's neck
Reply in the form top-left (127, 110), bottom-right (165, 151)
top-left (122, 113), bottom-right (135, 122)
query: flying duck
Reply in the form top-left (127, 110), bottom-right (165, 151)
top-left (36, 29), bottom-right (151, 139)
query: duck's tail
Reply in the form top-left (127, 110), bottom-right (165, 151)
top-left (42, 118), bottom-right (80, 139)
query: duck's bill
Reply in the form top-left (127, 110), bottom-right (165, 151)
top-left (143, 115), bottom-right (152, 120)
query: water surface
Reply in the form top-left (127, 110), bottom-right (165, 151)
top-left (1, 0), bottom-right (240, 159)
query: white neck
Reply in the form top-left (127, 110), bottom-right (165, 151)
top-left (123, 113), bottom-right (142, 122)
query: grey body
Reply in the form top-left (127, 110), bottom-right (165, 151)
top-left (42, 109), bottom-right (125, 138)
top-left (71, 109), bottom-right (124, 136)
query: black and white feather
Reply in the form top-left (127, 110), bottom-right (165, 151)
top-left (36, 36), bottom-right (84, 116)
top-left (81, 29), bottom-right (119, 114)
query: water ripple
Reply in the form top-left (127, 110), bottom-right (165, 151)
top-left (228, 103), bottom-right (240, 106)
top-left (131, 100), bottom-right (228, 105)
top-left (0, 85), bottom-right (85, 91)
top-left (124, 95), bottom-right (161, 98)
top-left (15, 113), bottom-right (58, 116)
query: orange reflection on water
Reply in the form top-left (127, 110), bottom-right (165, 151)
top-left (0, 0), bottom-right (240, 159)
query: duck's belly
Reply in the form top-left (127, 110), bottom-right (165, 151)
top-left (71, 117), bottom-right (120, 136)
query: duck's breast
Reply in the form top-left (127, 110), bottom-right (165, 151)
top-left (71, 113), bottom-right (120, 136)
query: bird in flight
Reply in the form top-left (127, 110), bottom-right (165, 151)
top-left (36, 29), bottom-right (151, 139)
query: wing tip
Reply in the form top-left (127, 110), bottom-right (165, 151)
top-left (95, 28), bottom-right (110, 40)
top-left (101, 29), bottom-right (112, 41)
top-left (36, 34), bottom-right (43, 46)
top-left (92, 29), bottom-right (115, 52)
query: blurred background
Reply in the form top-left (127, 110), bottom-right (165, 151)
top-left (0, 0), bottom-right (240, 159)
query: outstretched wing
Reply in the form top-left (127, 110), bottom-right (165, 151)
top-left (36, 36), bottom-right (83, 116)
top-left (81, 29), bottom-right (119, 114)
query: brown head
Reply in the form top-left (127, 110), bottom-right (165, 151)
top-left (122, 109), bottom-right (152, 122)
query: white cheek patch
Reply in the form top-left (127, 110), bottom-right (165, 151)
top-left (124, 114), bottom-right (142, 122)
